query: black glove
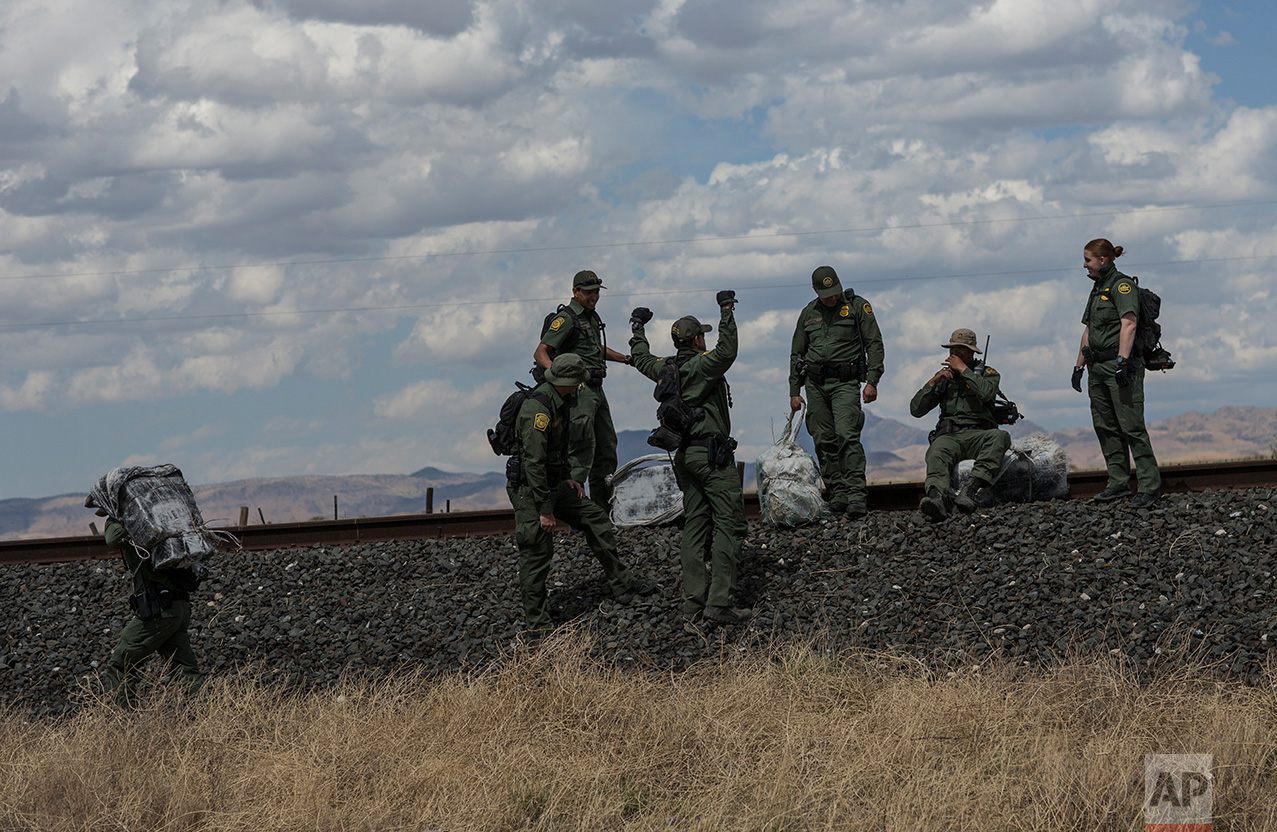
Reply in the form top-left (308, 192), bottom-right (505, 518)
top-left (716, 290), bottom-right (737, 308)
top-left (1071, 366), bottom-right (1084, 393)
top-left (1114, 356), bottom-right (1133, 388)
top-left (630, 307), bottom-right (653, 329)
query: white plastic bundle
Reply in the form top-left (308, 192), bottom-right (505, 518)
top-left (88, 464), bottom-right (223, 568)
top-left (608, 454), bottom-right (684, 527)
top-left (954, 432), bottom-right (1070, 504)
top-left (756, 407), bottom-right (827, 527)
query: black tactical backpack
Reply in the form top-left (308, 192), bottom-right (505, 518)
top-left (487, 383), bottom-right (551, 456)
top-left (647, 355), bottom-right (706, 452)
top-left (1126, 277), bottom-right (1175, 370)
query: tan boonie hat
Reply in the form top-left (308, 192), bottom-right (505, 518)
top-left (573, 269), bottom-right (605, 289)
top-left (811, 265), bottom-right (843, 299)
top-left (671, 315), bottom-right (712, 342)
top-left (941, 328), bottom-right (982, 353)
top-left (545, 353), bottom-right (591, 386)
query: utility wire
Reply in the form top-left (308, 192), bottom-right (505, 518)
top-left (2, 253), bottom-right (1275, 331)
top-left (2, 198), bottom-right (1275, 283)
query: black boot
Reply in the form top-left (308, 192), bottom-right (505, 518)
top-left (919, 487), bottom-right (948, 522)
top-left (953, 478), bottom-right (988, 514)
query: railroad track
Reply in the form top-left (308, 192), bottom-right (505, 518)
top-left (3, 458), bottom-right (1274, 566)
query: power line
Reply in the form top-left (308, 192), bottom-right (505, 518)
top-left (3, 253), bottom-right (1274, 332)
top-left (3, 198), bottom-right (1275, 283)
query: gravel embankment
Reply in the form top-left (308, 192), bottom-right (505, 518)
top-left (3, 487), bottom-right (1275, 716)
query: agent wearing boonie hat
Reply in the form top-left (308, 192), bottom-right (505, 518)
top-left (533, 269), bottom-right (632, 512)
top-left (910, 327), bottom-right (1011, 523)
top-left (507, 351), bottom-right (657, 640)
top-left (625, 290), bottom-right (751, 626)
top-left (788, 265), bottom-right (886, 519)
top-left (941, 328), bottom-right (981, 352)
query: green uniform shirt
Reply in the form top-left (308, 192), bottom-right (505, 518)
top-left (515, 383), bottom-right (572, 514)
top-left (1081, 263), bottom-right (1139, 353)
top-left (106, 520), bottom-right (182, 594)
top-left (909, 364), bottom-right (1003, 430)
top-left (631, 307), bottom-right (738, 440)
top-left (539, 300), bottom-right (606, 372)
top-left (788, 292), bottom-right (885, 396)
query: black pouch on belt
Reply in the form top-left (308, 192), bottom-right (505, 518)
top-left (709, 434), bottom-right (738, 468)
top-left (505, 455), bottom-right (524, 487)
top-left (129, 586), bottom-right (161, 621)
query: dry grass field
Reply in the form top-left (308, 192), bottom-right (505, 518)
top-left (3, 631), bottom-right (1276, 831)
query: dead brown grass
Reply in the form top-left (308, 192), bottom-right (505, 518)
top-left (2, 631), bottom-right (1276, 831)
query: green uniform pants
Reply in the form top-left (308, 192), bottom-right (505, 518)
top-left (1088, 361), bottom-right (1161, 494)
top-left (804, 379), bottom-right (867, 504)
top-left (674, 446), bottom-right (747, 615)
top-left (508, 480), bottom-right (634, 634)
top-left (103, 600), bottom-right (205, 708)
top-left (924, 428), bottom-right (1012, 493)
top-left (568, 385), bottom-right (619, 511)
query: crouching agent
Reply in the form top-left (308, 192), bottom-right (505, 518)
top-left (86, 501), bottom-right (206, 709)
top-left (508, 353), bottom-right (656, 640)
top-left (909, 328), bottom-right (1012, 522)
top-left (628, 293), bottom-right (750, 626)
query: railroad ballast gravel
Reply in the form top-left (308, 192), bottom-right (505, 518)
top-left (3, 487), bottom-right (1275, 716)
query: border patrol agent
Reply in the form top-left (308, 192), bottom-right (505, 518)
top-left (90, 505), bottom-right (205, 708)
top-left (533, 270), bottom-right (631, 511)
top-left (629, 293), bottom-right (750, 625)
top-left (1072, 239), bottom-right (1161, 507)
top-left (508, 353), bottom-right (655, 638)
top-left (789, 266), bottom-right (885, 518)
top-left (909, 328), bottom-right (1012, 522)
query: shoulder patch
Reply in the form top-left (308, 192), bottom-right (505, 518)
top-left (983, 366), bottom-right (999, 376)
top-left (862, 302), bottom-right (873, 316)
top-left (533, 412), bottom-right (550, 432)
top-left (1117, 282), bottom-right (1133, 295)
top-left (839, 305), bottom-right (850, 318)
top-left (548, 316), bottom-right (565, 332)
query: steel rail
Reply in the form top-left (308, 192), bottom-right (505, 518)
top-left (3, 458), bottom-right (1275, 566)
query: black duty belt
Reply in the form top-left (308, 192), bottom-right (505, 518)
top-left (1082, 347), bottom-right (1118, 364)
top-left (586, 368), bottom-right (606, 387)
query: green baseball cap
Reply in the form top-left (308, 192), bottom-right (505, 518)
top-left (573, 269), bottom-right (605, 289)
top-left (671, 315), bottom-right (712, 343)
top-left (545, 353), bottom-right (591, 386)
top-left (812, 265), bottom-right (843, 299)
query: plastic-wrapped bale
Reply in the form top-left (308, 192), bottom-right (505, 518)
top-left (954, 432), bottom-right (1070, 505)
top-left (756, 408), bottom-right (827, 527)
top-left (88, 464), bottom-right (219, 568)
top-left (608, 454), bottom-right (684, 527)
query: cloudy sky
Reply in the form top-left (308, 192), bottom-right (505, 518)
top-left (2, 0), bottom-right (1275, 500)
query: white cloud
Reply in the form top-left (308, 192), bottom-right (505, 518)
top-left (1, 0), bottom-right (1276, 496)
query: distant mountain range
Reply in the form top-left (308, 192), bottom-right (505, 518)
top-left (3, 406), bottom-right (1272, 541)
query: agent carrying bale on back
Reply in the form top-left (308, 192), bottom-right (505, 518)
top-left (85, 464), bottom-right (230, 708)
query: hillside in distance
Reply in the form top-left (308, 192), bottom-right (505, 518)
top-left (2, 406), bottom-right (1272, 541)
